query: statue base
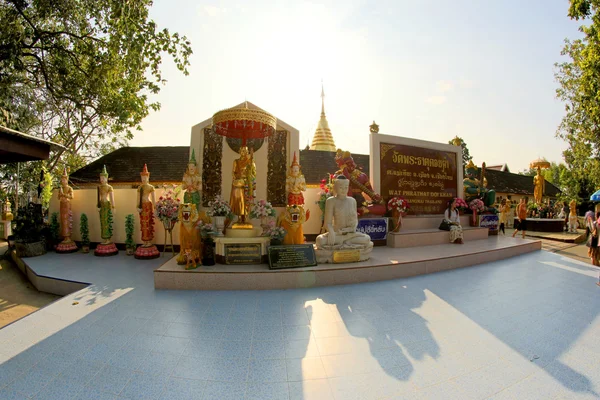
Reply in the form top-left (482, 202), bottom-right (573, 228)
top-left (135, 245), bottom-right (160, 260)
top-left (94, 242), bottom-right (118, 257)
top-left (225, 227), bottom-right (259, 238)
top-left (56, 240), bottom-right (78, 254)
top-left (314, 243), bottom-right (373, 264)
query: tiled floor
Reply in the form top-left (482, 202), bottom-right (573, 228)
top-left (0, 247), bottom-right (599, 399)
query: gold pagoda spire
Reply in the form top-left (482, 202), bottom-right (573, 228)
top-left (310, 81), bottom-right (336, 152)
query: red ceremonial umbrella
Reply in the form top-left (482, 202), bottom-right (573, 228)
top-left (212, 102), bottom-right (277, 146)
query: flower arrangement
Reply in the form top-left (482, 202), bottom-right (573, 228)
top-left (196, 219), bottom-right (216, 239)
top-left (469, 198), bottom-right (485, 213)
top-left (249, 199), bottom-right (276, 219)
top-left (156, 190), bottom-right (180, 224)
top-left (387, 196), bottom-right (410, 213)
top-left (207, 195), bottom-right (232, 217)
top-left (316, 175), bottom-right (334, 220)
top-left (454, 198), bottom-right (468, 211)
top-left (262, 221), bottom-right (286, 241)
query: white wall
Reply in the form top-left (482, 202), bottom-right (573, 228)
top-left (49, 187), bottom-right (182, 245)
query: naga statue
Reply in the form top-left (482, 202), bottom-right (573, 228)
top-left (463, 160), bottom-right (496, 210)
top-left (334, 149), bottom-right (385, 216)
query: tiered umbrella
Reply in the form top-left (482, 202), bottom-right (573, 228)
top-left (212, 102), bottom-right (277, 146)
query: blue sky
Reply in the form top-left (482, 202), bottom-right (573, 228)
top-left (134, 0), bottom-right (583, 172)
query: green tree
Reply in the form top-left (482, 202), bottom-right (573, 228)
top-left (449, 136), bottom-right (473, 173)
top-left (0, 0), bottom-right (192, 191)
top-left (555, 0), bottom-right (600, 195)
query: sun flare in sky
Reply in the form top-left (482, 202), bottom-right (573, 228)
top-left (134, 0), bottom-right (581, 173)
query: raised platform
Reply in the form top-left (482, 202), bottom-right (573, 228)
top-left (154, 236), bottom-right (541, 290)
top-left (387, 226), bottom-right (489, 248)
top-left (515, 217), bottom-right (565, 232)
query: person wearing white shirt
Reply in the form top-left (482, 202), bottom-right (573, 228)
top-left (444, 198), bottom-right (464, 244)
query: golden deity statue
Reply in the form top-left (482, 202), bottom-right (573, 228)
top-left (182, 149), bottom-right (202, 212)
top-left (533, 166), bottom-right (544, 205)
top-left (56, 168), bottom-right (78, 253)
top-left (286, 152), bottom-right (306, 206)
top-left (137, 164), bottom-right (157, 247)
top-left (2, 199), bottom-right (13, 221)
top-left (97, 165), bottom-right (115, 245)
top-left (230, 146), bottom-right (256, 229)
top-left (95, 165), bottom-right (118, 256)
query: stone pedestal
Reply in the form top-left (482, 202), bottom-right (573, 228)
top-left (94, 243), bottom-right (118, 257)
top-left (314, 243), bottom-right (373, 264)
top-left (56, 240), bottom-right (78, 253)
top-left (135, 245), bottom-right (160, 260)
top-left (215, 237), bottom-right (270, 264)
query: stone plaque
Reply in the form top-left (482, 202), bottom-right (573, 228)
top-left (268, 245), bottom-right (317, 270)
top-left (224, 243), bottom-right (262, 264)
top-left (379, 142), bottom-right (457, 215)
top-left (332, 250), bottom-right (361, 263)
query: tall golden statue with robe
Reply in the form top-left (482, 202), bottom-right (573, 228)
top-left (533, 166), bottom-right (544, 205)
top-left (230, 146), bottom-right (256, 229)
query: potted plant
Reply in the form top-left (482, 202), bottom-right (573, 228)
top-left (469, 198), bottom-right (485, 226)
top-left (263, 222), bottom-right (286, 246)
top-left (207, 196), bottom-right (232, 236)
top-left (48, 212), bottom-right (61, 250)
top-left (125, 214), bottom-right (136, 255)
top-left (80, 213), bottom-right (90, 253)
top-left (250, 199), bottom-right (277, 232)
top-left (196, 220), bottom-right (216, 266)
top-left (387, 196), bottom-right (410, 233)
top-left (454, 198), bottom-right (468, 215)
top-left (13, 203), bottom-right (46, 257)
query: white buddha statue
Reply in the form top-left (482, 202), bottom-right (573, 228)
top-left (315, 176), bottom-right (373, 259)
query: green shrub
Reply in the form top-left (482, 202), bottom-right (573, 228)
top-left (80, 213), bottom-right (90, 246)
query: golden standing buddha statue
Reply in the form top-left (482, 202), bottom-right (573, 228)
top-left (182, 149), bottom-right (202, 212)
top-left (230, 146), bottom-right (256, 229)
top-left (135, 164), bottom-right (160, 259)
top-left (533, 166), bottom-right (544, 205)
top-left (56, 168), bottom-right (78, 253)
top-left (95, 165), bottom-right (118, 256)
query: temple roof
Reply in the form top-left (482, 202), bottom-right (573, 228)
top-left (69, 146), bottom-right (561, 198)
top-left (70, 146), bottom-right (189, 185)
top-left (475, 168), bottom-right (560, 197)
top-left (309, 84), bottom-right (336, 152)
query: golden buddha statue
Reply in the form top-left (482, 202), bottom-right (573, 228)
top-left (286, 152), bottom-right (306, 206)
top-left (2, 199), bottom-right (13, 221)
top-left (137, 164), bottom-right (156, 247)
top-left (533, 166), bottom-right (544, 205)
top-left (97, 165), bottom-right (115, 245)
top-left (56, 168), bottom-right (78, 253)
top-left (95, 165), bottom-right (118, 256)
top-left (230, 146), bottom-right (256, 229)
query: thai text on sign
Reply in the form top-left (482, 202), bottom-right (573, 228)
top-left (380, 143), bottom-right (458, 215)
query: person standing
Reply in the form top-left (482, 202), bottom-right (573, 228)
top-left (512, 198), bottom-right (528, 239)
top-left (590, 212), bottom-right (600, 266)
top-left (498, 199), bottom-right (510, 235)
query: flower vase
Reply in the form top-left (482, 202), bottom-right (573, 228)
top-left (213, 216), bottom-right (226, 236)
top-left (201, 238), bottom-right (215, 266)
top-left (391, 210), bottom-right (402, 233)
top-left (470, 211), bottom-right (478, 227)
top-left (260, 216), bottom-right (270, 234)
